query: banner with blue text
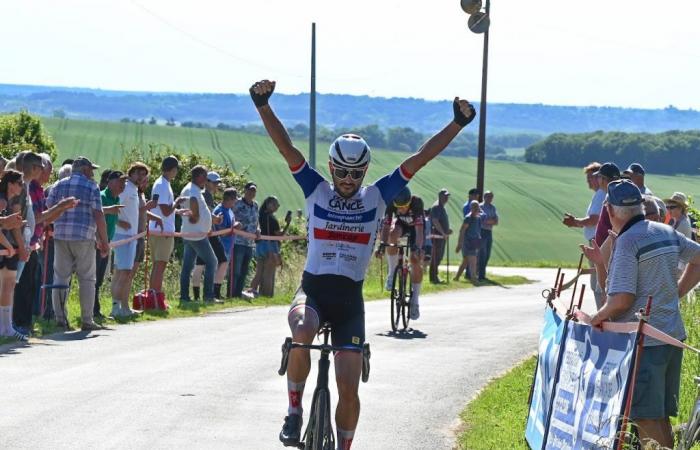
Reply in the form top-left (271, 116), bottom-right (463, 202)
top-left (544, 321), bottom-right (635, 449)
top-left (525, 307), bottom-right (565, 450)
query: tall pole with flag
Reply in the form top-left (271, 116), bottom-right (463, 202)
top-left (309, 22), bottom-right (317, 169)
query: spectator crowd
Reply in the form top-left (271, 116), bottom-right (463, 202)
top-left (564, 161), bottom-right (700, 448)
top-left (417, 186), bottom-right (499, 285)
top-left (0, 153), bottom-right (297, 340)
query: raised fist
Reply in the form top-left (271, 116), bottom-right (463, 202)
top-left (453, 97), bottom-right (476, 127)
top-left (250, 80), bottom-right (276, 108)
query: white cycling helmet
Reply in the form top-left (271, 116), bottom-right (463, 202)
top-left (329, 134), bottom-right (371, 169)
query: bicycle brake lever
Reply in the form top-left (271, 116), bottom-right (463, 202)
top-left (278, 337), bottom-right (292, 376)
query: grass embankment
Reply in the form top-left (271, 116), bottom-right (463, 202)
top-left (457, 295), bottom-right (700, 449)
top-left (41, 116), bottom-right (700, 265)
top-left (1, 254), bottom-right (530, 345)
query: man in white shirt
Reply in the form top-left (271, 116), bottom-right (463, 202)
top-left (111, 162), bottom-right (154, 317)
top-left (562, 162), bottom-right (606, 307)
top-left (149, 156), bottom-right (185, 294)
top-left (179, 165), bottom-right (223, 303)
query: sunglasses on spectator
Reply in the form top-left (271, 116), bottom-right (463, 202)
top-left (332, 166), bottom-right (365, 180)
top-left (666, 204), bottom-right (679, 210)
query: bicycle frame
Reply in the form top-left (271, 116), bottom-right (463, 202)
top-left (278, 325), bottom-right (370, 450)
top-left (382, 242), bottom-right (413, 331)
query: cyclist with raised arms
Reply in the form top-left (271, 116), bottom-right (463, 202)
top-left (377, 187), bottom-right (425, 320)
top-left (249, 79), bottom-right (475, 450)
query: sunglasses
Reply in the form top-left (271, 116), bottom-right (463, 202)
top-left (666, 204), bottom-right (679, 210)
top-left (333, 166), bottom-right (365, 180)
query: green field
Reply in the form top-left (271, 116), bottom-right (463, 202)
top-left (41, 117), bottom-right (700, 265)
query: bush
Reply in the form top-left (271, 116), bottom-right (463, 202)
top-left (0, 110), bottom-right (58, 161)
top-left (114, 143), bottom-right (250, 201)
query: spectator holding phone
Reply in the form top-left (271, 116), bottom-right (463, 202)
top-left (0, 170), bottom-right (28, 340)
top-left (130, 176), bottom-right (161, 292)
top-left (110, 162), bottom-right (152, 318)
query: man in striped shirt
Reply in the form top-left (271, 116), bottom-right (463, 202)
top-left (589, 180), bottom-right (700, 448)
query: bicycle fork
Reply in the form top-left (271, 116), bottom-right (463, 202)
top-left (304, 350), bottom-right (334, 450)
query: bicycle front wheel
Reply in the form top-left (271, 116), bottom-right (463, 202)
top-left (310, 389), bottom-right (332, 450)
top-left (390, 265), bottom-right (403, 332)
top-left (402, 279), bottom-right (413, 330)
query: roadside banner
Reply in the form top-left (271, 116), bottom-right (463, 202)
top-left (525, 307), bottom-right (565, 450)
top-left (544, 321), bottom-right (635, 450)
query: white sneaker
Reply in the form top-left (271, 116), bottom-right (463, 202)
top-left (117, 306), bottom-right (142, 317)
top-left (109, 302), bottom-right (121, 318)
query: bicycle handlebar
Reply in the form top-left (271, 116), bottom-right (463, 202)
top-left (278, 338), bottom-right (371, 382)
top-left (289, 342), bottom-right (362, 352)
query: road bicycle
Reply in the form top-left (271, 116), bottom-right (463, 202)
top-left (278, 323), bottom-right (370, 450)
top-left (382, 242), bottom-right (413, 332)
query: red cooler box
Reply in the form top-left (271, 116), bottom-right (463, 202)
top-left (133, 289), bottom-right (168, 311)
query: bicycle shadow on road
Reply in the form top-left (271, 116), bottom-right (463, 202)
top-left (376, 329), bottom-right (428, 340)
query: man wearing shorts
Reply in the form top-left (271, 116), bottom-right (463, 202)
top-left (249, 79), bottom-right (475, 449)
top-left (149, 156), bottom-right (184, 294)
top-left (110, 162), bottom-right (150, 317)
top-left (589, 180), bottom-right (700, 448)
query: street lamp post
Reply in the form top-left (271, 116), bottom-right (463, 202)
top-left (309, 22), bottom-right (317, 170)
top-left (476, 0), bottom-right (490, 200)
top-left (461, 0), bottom-right (491, 200)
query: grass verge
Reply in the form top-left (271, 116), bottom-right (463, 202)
top-left (458, 356), bottom-right (535, 450)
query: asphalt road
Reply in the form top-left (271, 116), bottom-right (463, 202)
top-left (0, 267), bottom-right (593, 450)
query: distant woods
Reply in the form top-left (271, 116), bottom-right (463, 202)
top-left (525, 130), bottom-right (700, 175)
top-left (182, 120), bottom-right (543, 159)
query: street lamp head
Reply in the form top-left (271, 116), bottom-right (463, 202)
top-left (468, 12), bottom-right (490, 34)
top-left (460, 0), bottom-right (482, 15)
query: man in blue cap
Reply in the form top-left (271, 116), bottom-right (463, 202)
top-left (584, 179), bottom-right (700, 448)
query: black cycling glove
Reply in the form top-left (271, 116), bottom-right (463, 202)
top-left (249, 83), bottom-right (274, 108)
top-left (453, 99), bottom-right (476, 127)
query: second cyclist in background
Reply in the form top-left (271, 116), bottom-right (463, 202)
top-left (379, 187), bottom-right (424, 320)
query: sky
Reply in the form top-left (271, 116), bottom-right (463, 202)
top-left (1, 0), bottom-right (699, 109)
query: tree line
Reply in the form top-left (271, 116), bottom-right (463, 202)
top-left (4, 85), bottom-right (700, 135)
top-left (183, 120), bottom-right (542, 159)
top-left (525, 130), bottom-right (700, 175)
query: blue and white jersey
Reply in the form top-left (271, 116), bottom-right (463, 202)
top-left (292, 161), bottom-right (411, 281)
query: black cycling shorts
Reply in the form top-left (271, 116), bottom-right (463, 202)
top-left (395, 221), bottom-right (423, 252)
top-left (0, 254), bottom-right (18, 271)
top-left (289, 271), bottom-right (365, 349)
